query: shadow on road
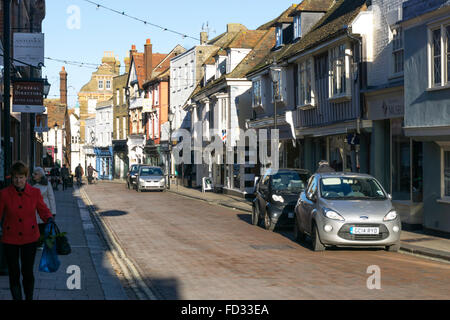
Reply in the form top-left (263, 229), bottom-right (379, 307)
top-left (99, 210), bottom-right (129, 217)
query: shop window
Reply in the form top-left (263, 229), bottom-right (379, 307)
top-left (444, 150), bottom-right (450, 197)
top-left (391, 119), bottom-right (411, 200)
top-left (390, 119), bottom-right (423, 202)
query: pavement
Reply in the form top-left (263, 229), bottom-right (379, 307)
top-left (0, 183), bottom-right (128, 300)
top-left (163, 183), bottom-right (450, 263)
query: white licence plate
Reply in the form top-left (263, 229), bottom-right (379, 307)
top-left (288, 212), bottom-right (294, 218)
top-left (350, 227), bottom-right (379, 235)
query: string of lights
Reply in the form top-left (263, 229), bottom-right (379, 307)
top-left (80, 0), bottom-right (200, 41)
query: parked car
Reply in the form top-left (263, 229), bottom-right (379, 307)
top-left (126, 164), bottom-right (140, 190)
top-left (294, 172), bottom-right (402, 252)
top-left (136, 166), bottom-right (166, 192)
top-left (252, 168), bottom-right (310, 231)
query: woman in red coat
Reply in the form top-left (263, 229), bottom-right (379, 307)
top-left (0, 161), bottom-right (53, 300)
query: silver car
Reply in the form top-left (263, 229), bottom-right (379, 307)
top-left (136, 166), bottom-right (166, 192)
top-left (294, 172), bottom-right (401, 252)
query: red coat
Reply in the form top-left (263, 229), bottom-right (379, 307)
top-left (0, 183), bottom-right (53, 245)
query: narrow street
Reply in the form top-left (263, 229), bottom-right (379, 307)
top-left (82, 182), bottom-right (450, 300)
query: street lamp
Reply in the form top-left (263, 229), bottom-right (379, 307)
top-left (54, 122), bottom-right (58, 166)
top-left (167, 111), bottom-right (175, 189)
top-left (269, 67), bottom-right (282, 131)
top-left (43, 77), bottom-right (51, 98)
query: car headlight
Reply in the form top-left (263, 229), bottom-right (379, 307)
top-left (160, 178), bottom-right (165, 184)
top-left (139, 178), bottom-right (145, 183)
top-left (272, 194), bottom-right (284, 203)
top-left (323, 208), bottom-right (345, 221)
top-left (384, 210), bottom-right (397, 221)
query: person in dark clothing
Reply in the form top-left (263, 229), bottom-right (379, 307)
top-left (316, 160), bottom-right (336, 173)
top-left (87, 164), bottom-right (97, 184)
top-left (60, 164), bottom-right (70, 190)
top-left (0, 161), bottom-right (53, 300)
top-left (75, 164), bottom-right (84, 186)
top-left (50, 165), bottom-right (60, 190)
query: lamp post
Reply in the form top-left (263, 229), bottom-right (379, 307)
top-left (168, 111), bottom-right (174, 189)
top-left (54, 122), bottom-right (58, 166)
top-left (269, 67), bottom-right (282, 131)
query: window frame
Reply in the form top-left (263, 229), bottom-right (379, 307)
top-left (98, 79), bottom-right (104, 90)
top-left (441, 146), bottom-right (450, 202)
top-left (390, 26), bottom-right (404, 77)
top-left (297, 57), bottom-right (315, 109)
top-left (276, 25), bottom-right (283, 47)
top-left (294, 15), bottom-right (301, 40)
top-left (252, 78), bottom-right (262, 108)
top-left (328, 42), bottom-right (352, 102)
top-left (106, 80), bottom-right (111, 90)
top-left (428, 21), bottom-right (450, 89)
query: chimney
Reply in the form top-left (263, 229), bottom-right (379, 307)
top-left (200, 31), bottom-right (208, 45)
top-left (144, 38), bottom-right (153, 81)
top-left (227, 23), bottom-right (246, 33)
top-left (59, 66), bottom-right (67, 106)
top-left (124, 56), bottom-right (131, 73)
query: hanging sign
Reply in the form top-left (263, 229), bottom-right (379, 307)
top-left (13, 33), bottom-right (45, 67)
top-left (12, 81), bottom-right (45, 113)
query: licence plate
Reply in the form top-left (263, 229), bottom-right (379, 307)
top-left (288, 212), bottom-right (294, 218)
top-left (350, 227), bottom-right (379, 235)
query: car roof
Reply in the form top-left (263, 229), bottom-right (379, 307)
top-left (266, 168), bottom-right (310, 175)
top-left (316, 172), bottom-right (375, 179)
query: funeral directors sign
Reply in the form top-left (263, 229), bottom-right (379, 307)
top-left (13, 81), bottom-right (45, 113)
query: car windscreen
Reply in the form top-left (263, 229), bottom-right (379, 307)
top-left (271, 171), bottom-right (308, 193)
top-left (320, 177), bottom-right (386, 200)
top-left (140, 167), bottom-right (163, 176)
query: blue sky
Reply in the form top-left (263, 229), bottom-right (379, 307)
top-left (43, 0), bottom-right (297, 107)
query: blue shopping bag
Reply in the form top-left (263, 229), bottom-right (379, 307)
top-left (39, 222), bottom-right (61, 273)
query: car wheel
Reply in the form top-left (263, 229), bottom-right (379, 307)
top-left (293, 215), bottom-right (306, 243)
top-left (264, 210), bottom-right (276, 231)
top-left (311, 222), bottom-right (325, 252)
top-left (386, 242), bottom-right (400, 252)
top-left (251, 203), bottom-right (259, 226)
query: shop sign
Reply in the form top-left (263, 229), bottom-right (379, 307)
top-left (13, 33), bottom-right (44, 67)
top-left (12, 81), bottom-right (45, 113)
top-left (368, 92), bottom-right (404, 120)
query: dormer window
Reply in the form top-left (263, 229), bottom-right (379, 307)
top-left (276, 26), bottom-right (283, 47)
top-left (294, 15), bottom-right (301, 39)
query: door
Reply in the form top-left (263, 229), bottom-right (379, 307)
top-left (301, 175), bottom-right (318, 234)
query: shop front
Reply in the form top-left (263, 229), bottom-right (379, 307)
top-left (94, 146), bottom-right (113, 180)
top-left (297, 120), bottom-right (372, 175)
top-left (366, 87), bottom-right (423, 229)
top-left (112, 139), bottom-right (128, 180)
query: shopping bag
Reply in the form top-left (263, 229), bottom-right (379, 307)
top-left (54, 223), bottom-right (71, 255)
top-left (38, 222), bottom-right (60, 273)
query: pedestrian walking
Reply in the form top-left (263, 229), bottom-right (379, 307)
top-left (30, 167), bottom-right (57, 221)
top-left (316, 160), bottom-right (336, 173)
top-left (50, 165), bottom-right (60, 190)
top-left (87, 164), bottom-right (97, 184)
top-left (0, 161), bottom-right (54, 300)
top-left (75, 164), bottom-right (84, 186)
top-left (60, 164), bottom-right (70, 190)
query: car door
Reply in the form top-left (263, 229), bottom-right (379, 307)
top-left (258, 174), bottom-right (271, 218)
top-left (301, 175), bottom-right (318, 235)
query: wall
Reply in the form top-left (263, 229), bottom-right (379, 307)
top-left (423, 142), bottom-right (450, 233)
top-left (404, 23), bottom-right (450, 128)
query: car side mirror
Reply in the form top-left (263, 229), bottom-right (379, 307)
top-left (387, 194), bottom-right (392, 200)
top-left (310, 193), bottom-right (317, 202)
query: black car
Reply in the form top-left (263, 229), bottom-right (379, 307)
top-left (126, 164), bottom-right (141, 190)
top-left (252, 168), bottom-right (310, 231)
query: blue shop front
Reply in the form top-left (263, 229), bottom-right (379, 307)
top-left (94, 146), bottom-right (113, 180)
